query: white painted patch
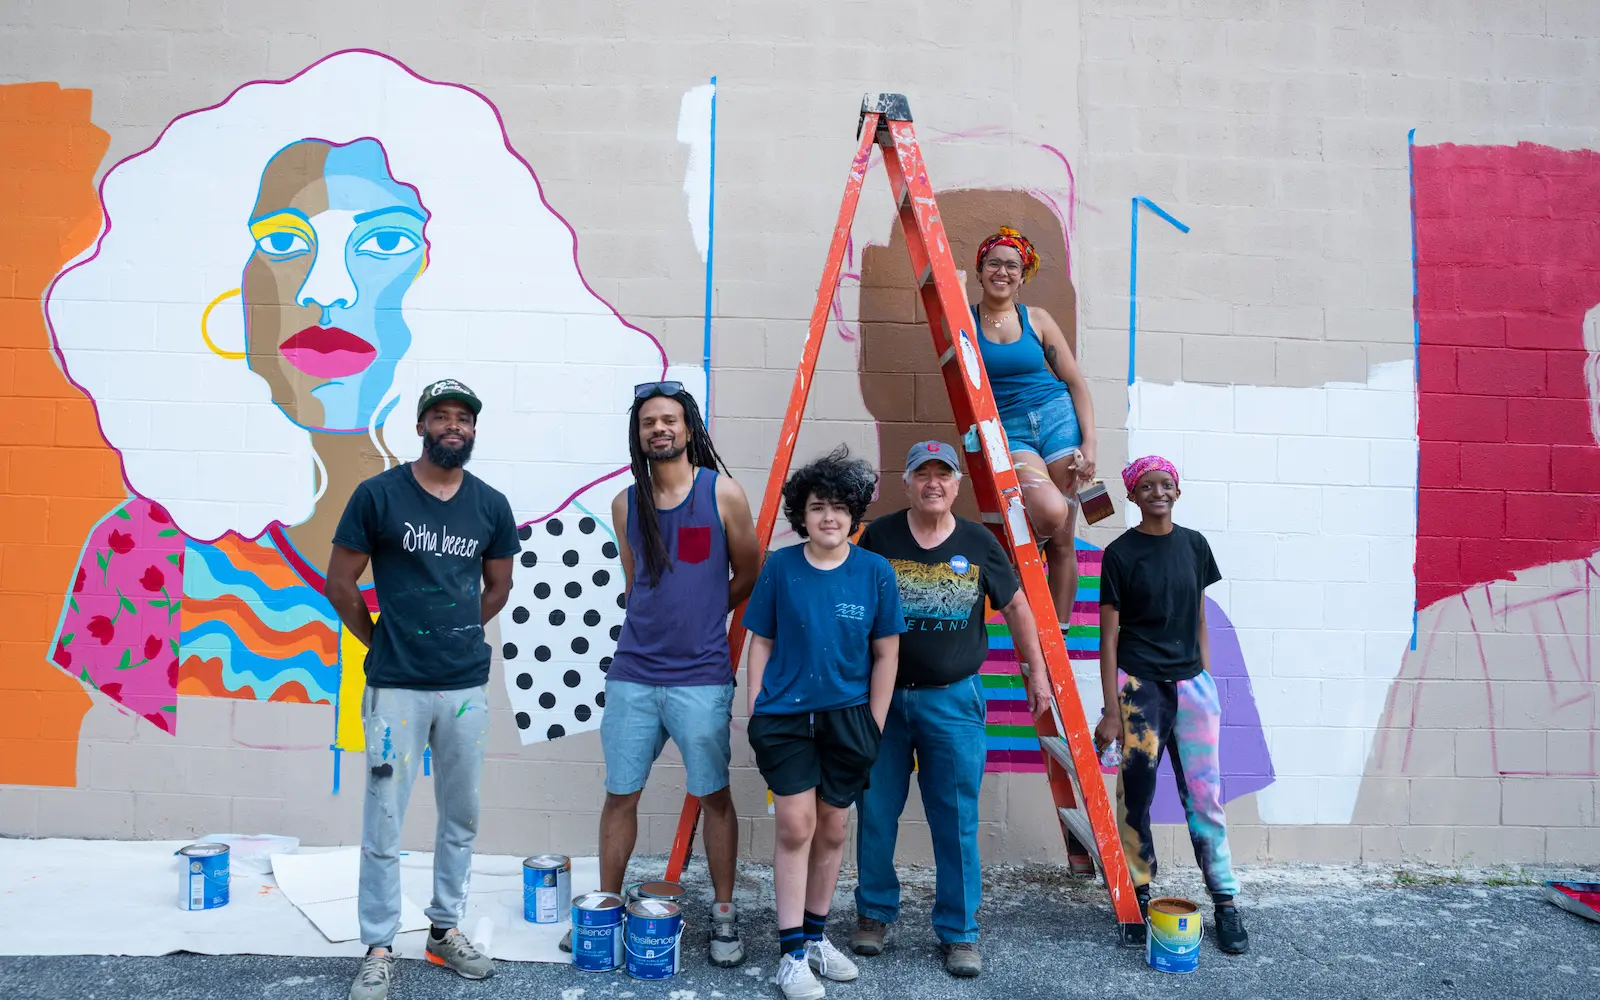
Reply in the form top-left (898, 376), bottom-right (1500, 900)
top-left (561, 989), bottom-right (585, 1000)
top-left (677, 83), bottom-right (715, 264)
top-left (1126, 361), bottom-right (1418, 825)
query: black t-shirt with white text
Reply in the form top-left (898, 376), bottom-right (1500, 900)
top-left (859, 511), bottom-right (1019, 687)
top-left (333, 464), bottom-right (519, 690)
top-left (1099, 524), bottom-right (1221, 683)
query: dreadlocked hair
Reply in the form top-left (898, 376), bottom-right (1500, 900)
top-left (628, 389), bottom-right (728, 588)
top-left (782, 445), bottom-right (878, 539)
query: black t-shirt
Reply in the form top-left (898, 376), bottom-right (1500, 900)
top-left (859, 510), bottom-right (1018, 687)
top-left (333, 464), bottom-right (520, 690)
top-left (1099, 524), bottom-right (1221, 683)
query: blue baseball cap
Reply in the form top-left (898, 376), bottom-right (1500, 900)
top-left (904, 440), bottom-right (960, 475)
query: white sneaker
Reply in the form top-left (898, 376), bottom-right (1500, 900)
top-left (776, 952), bottom-right (826, 1000)
top-left (805, 936), bottom-right (859, 982)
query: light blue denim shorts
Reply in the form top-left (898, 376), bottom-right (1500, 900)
top-left (600, 679), bottom-right (734, 797)
top-left (999, 392), bottom-right (1084, 465)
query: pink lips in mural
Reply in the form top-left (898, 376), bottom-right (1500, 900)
top-left (279, 326), bottom-right (377, 378)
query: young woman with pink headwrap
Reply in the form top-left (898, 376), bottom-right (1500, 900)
top-left (970, 227), bottom-right (1098, 624)
top-left (1092, 457), bottom-right (1251, 957)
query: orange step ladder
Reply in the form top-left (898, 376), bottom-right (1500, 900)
top-left (665, 92), bottom-right (1144, 945)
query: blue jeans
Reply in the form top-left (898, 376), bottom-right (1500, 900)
top-left (854, 675), bottom-right (988, 943)
top-left (999, 392), bottom-right (1083, 465)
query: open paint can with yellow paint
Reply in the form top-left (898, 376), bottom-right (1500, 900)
top-left (1145, 896), bottom-right (1201, 974)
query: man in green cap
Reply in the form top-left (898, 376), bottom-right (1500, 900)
top-left (326, 379), bottom-right (520, 1000)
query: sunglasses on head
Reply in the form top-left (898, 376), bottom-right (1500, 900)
top-left (634, 381), bottom-right (684, 400)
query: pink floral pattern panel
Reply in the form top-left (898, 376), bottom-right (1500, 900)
top-left (51, 498), bottom-right (186, 733)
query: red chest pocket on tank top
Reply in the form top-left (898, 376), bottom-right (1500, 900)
top-left (677, 525), bottom-right (712, 564)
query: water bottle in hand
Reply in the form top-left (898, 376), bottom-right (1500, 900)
top-left (1099, 740), bottom-right (1121, 769)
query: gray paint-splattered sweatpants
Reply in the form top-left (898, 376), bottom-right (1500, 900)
top-left (358, 684), bottom-right (490, 948)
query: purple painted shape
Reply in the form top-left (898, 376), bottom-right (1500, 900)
top-left (1147, 598), bottom-right (1274, 824)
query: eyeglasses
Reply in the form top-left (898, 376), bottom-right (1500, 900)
top-left (982, 259), bottom-right (1023, 274)
top-left (634, 381), bottom-right (684, 400)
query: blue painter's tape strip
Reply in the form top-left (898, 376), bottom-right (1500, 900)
top-left (1127, 196), bottom-right (1190, 389)
top-left (702, 75), bottom-right (718, 416)
top-left (331, 745), bottom-right (341, 795)
top-left (1407, 126), bottom-right (1420, 653)
top-left (987, 736), bottom-right (1044, 751)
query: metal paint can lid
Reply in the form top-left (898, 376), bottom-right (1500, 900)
top-left (628, 899), bottom-right (680, 919)
top-left (574, 892), bottom-right (624, 911)
top-left (633, 880), bottom-right (684, 900)
top-left (525, 854), bottom-right (571, 870)
top-left (178, 843), bottom-right (229, 858)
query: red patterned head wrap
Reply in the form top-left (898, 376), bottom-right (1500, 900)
top-left (1122, 456), bottom-right (1180, 496)
top-left (975, 227), bottom-right (1040, 283)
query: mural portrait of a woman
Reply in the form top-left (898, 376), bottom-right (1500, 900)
top-left (44, 51), bottom-right (668, 733)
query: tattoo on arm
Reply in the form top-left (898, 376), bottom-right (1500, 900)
top-left (1044, 344), bottom-right (1059, 371)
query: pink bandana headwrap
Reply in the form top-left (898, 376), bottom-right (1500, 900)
top-left (1122, 456), bottom-right (1179, 495)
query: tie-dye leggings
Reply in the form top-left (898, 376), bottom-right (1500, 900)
top-left (1115, 670), bottom-right (1239, 899)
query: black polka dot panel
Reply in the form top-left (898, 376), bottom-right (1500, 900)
top-left (499, 508), bottom-right (627, 746)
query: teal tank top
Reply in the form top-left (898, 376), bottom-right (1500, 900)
top-left (971, 304), bottom-right (1070, 415)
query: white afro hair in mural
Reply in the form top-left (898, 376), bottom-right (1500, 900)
top-left (47, 50), bottom-right (665, 542)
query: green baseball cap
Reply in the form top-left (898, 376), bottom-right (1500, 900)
top-left (416, 379), bottom-right (482, 420)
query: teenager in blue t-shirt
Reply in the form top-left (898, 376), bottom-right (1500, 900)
top-left (743, 446), bottom-right (905, 1000)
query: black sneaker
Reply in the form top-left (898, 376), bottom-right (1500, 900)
top-left (1214, 904), bottom-right (1249, 955)
top-left (1135, 887), bottom-right (1151, 923)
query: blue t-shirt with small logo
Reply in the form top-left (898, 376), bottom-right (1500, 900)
top-left (742, 543), bottom-right (906, 715)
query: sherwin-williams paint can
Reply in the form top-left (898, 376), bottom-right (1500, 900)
top-left (176, 843), bottom-right (230, 910)
top-left (1145, 896), bottom-right (1202, 974)
top-left (571, 892), bottom-right (625, 972)
top-left (624, 899), bottom-right (682, 980)
top-left (523, 854), bottom-right (572, 924)
top-left (626, 880), bottom-right (686, 906)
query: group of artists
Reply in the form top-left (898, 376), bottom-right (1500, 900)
top-left (328, 228), bottom-right (1248, 1000)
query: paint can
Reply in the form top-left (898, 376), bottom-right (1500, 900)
top-left (176, 842), bottom-right (230, 911)
top-left (522, 854), bottom-right (572, 924)
top-left (1145, 896), bottom-right (1201, 974)
top-left (625, 880), bottom-right (686, 906)
top-left (624, 899), bottom-right (682, 980)
top-left (570, 892), bottom-right (625, 972)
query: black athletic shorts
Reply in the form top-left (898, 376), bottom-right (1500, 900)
top-left (747, 703), bottom-right (881, 808)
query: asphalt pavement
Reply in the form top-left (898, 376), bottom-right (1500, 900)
top-left (3, 859), bottom-right (1598, 1000)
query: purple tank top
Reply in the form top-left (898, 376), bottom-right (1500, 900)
top-left (607, 468), bottom-right (733, 687)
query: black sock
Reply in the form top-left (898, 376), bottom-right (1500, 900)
top-left (778, 925), bottom-right (806, 957)
top-left (803, 909), bottom-right (827, 942)
top-left (429, 925), bottom-right (448, 941)
top-left (1214, 894), bottom-right (1235, 908)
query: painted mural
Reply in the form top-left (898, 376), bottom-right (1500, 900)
top-left (1359, 143), bottom-right (1600, 808)
top-left (40, 50), bottom-right (677, 749)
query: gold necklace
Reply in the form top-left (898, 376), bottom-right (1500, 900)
top-left (981, 306), bottom-right (1005, 329)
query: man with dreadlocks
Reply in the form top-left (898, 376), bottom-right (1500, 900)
top-left (587, 381), bottom-right (760, 966)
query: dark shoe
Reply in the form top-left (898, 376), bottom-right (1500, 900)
top-left (1214, 904), bottom-right (1250, 955)
top-left (850, 915), bottom-right (889, 956)
top-left (942, 941), bottom-right (981, 977)
top-left (558, 928), bottom-right (571, 953)
top-left (1136, 886), bottom-right (1151, 923)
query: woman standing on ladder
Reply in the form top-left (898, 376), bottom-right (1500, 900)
top-left (971, 226), bottom-right (1098, 626)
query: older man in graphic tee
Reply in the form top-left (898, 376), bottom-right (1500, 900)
top-left (851, 441), bottom-right (1051, 978)
top-left (325, 379), bottom-right (519, 1000)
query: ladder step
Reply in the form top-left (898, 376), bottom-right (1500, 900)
top-left (918, 263), bottom-right (933, 287)
top-left (1039, 735), bottom-right (1071, 770)
top-left (1057, 807), bottom-right (1100, 868)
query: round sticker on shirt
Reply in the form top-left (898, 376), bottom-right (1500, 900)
top-left (949, 555), bottom-right (970, 575)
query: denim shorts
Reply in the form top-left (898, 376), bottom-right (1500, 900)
top-left (999, 392), bottom-right (1084, 465)
top-left (600, 679), bottom-right (733, 797)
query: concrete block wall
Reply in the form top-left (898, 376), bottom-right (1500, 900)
top-left (0, 0), bottom-right (1596, 868)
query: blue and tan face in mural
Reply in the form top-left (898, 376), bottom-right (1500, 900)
top-left (242, 138), bottom-right (427, 433)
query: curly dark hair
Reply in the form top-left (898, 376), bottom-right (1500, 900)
top-left (782, 445), bottom-right (878, 539)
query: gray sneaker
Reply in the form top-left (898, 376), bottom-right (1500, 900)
top-left (943, 941), bottom-right (982, 977)
top-left (708, 901), bottom-right (745, 967)
top-left (349, 947), bottom-right (393, 1000)
top-left (425, 928), bottom-right (495, 979)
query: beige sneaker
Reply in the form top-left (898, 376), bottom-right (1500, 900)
top-left (349, 947), bottom-right (393, 1000)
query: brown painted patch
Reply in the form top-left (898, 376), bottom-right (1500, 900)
top-left (858, 190), bottom-right (1075, 520)
top-left (244, 140), bottom-right (331, 430)
top-left (0, 82), bottom-right (113, 786)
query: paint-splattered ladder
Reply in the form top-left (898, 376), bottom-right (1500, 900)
top-left (667, 93), bottom-right (1144, 946)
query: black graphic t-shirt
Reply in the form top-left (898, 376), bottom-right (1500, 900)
top-left (1099, 524), bottom-right (1221, 683)
top-left (333, 464), bottom-right (519, 690)
top-left (859, 510), bottom-right (1018, 687)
